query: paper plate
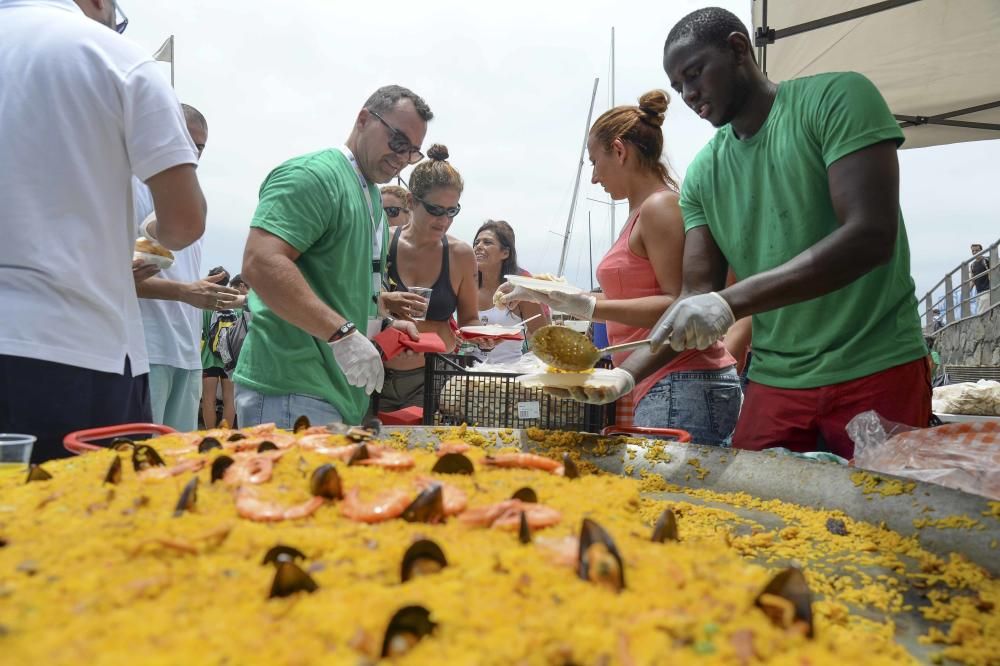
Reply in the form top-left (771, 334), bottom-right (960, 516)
top-left (133, 251), bottom-right (174, 270)
top-left (505, 274), bottom-right (584, 295)
top-left (460, 325), bottom-right (525, 340)
top-left (517, 368), bottom-right (619, 389)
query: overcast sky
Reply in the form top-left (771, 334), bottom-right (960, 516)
top-left (125, 0), bottom-right (997, 305)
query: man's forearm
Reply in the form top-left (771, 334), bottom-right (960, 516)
top-left (619, 341), bottom-right (681, 384)
top-left (136, 277), bottom-right (184, 301)
top-left (246, 254), bottom-right (344, 340)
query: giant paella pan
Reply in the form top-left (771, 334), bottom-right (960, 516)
top-left (0, 420), bottom-right (996, 665)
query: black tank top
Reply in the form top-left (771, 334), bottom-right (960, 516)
top-left (386, 226), bottom-right (459, 322)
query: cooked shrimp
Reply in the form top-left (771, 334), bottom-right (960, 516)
top-left (339, 487), bottom-right (412, 523)
top-left (482, 453), bottom-right (562, 474)
top-left (415, 477), bottom-right (468, 516)
top-left (234, 488), bottom-right (325, 522)
top-left (355, 448), bottom-right (415, 470)
top-left (137, 458), bottom-right (206, 481)
top-left (537, 535), bottom-right (579, 567)
top-left (459, 499), bottom-right (562, 530)
top-left (223, 457), bottom-right (274, 486)
top-left (436, 440), bottom-right (471, 456)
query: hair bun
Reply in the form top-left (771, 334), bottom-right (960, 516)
top-left (637, 90), bottom-right (669, 127)
top-left (426, 144), bottom-right (450, 161)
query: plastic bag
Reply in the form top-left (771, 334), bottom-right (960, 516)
top-left (848, 410), bottom-right (1000, 499)
top-left (932, 379), bottom-right (1000, 416)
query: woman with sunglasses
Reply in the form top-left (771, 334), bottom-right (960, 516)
top-left (500, 91), bottom-right (742, 446)
top-left (379, 144), bottom-right (480, 413)
top-left (379, 185), bottom-right (411, 228)
top-left (473, 220), bottom-right (549, 364)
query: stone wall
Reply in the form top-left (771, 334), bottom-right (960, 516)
top-left (933, 304), bottom-right (1000, 366)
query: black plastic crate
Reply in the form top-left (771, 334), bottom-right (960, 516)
top-left (422, 353), bottom-right (614, 432)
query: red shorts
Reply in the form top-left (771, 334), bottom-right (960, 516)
top-left (733, 357), bottom-right (931, 459)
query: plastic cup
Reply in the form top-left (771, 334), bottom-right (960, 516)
top-left (0, 433), bottom-right (36, 479)
top-left (408, 287), bottom-right (433, 321)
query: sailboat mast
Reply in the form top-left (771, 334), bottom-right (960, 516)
top-left (557, 77), bottom-right (600, 277)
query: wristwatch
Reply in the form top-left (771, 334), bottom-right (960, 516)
top-left (327, 321), bottom-right (356, 342)
top-left (380, 316), bottom-right (396, 331)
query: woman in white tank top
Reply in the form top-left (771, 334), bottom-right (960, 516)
top-left (474, 221), bottom-right (549, 364)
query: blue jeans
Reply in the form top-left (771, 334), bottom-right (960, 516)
top-left (235, 384), bottom-right (342, 430)
top-left (632, 366), bottom-right (742, 447)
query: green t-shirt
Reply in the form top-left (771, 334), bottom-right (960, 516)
top-left (680, 72), bottom-right (927, 389)
top-left (201, 308), bottom-right (223, 371)
top-left (232, 149), bottom-right (387, 423)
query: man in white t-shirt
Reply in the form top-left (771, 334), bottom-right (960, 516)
top-left (134, 105), bottom-right (242, 431)
top-left (0, 0), bottom-right (206, 463)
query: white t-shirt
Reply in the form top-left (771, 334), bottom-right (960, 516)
top-left (134, 180), bottom-right (204, 371)
top-left (0, 0), bottom-right (198, 375)
top-left (478, 306), bottom-right (526, 365)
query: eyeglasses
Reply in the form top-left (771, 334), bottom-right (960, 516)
top-left (383, 206), bottom-right (408, 219)
top-left (415, 196), bottom-right (461, 219)
top-left (369, 111), bottom-right (424, 165)
top-left (113, 1), bottom-right (128, 33)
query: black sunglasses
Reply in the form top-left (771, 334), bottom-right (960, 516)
top-left (415, 196), bottom-right (461, 219)
top-left (113, 1), bottom-right (128, 33)
top-left (383, 206), bottom-right (408, 219)
top-left (369, 111), bottom-right (423, 165)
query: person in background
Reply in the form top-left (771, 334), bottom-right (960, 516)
top-left (473, 220), bottom-right (549, 365)
top-left (201, 266), bottom-right (237, 428)
top-left (589, 7), bottom-right (929, 459)
top-left (135, 105), bottom-right (241, 431)
top-left (501, 90), bottom-right (741, 445)
top-left (380, 185), bottom-right (412, 228)
top-left (970, 243), bottom-right (991, 313)
top-left (378, 145), bottom-right (481, 412)
top-left (235, 85), bottom-right (426, 429)
top-left (0, 0), bottom-right (205, 462)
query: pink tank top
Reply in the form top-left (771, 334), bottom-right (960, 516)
top-left (595, 206), bottom-right (735, 405)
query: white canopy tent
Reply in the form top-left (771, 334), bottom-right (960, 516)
top-left (751, 0), bottom-right (1000, 149)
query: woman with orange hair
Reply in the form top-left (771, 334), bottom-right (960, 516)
top-left (501, 91), bottom-right (742, 445)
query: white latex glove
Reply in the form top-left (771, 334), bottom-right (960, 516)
top-left (328, 332), bottom-right (384, 395)
top-left (651, 292), bottom-right (735, 353)
top-left (543, 367), bottom-right (635, 405)
top-left (497, 285), bottom-right (596, 319)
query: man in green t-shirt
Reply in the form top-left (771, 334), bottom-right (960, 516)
top-left (234, 86), bottom-right (428, 429)
top-left (558, 8), bottom-right (930, 458)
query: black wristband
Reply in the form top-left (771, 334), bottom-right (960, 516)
top-left (327, 321), bottom-right (356, 343)
top-left (380, 316), bottom-right (396, 332)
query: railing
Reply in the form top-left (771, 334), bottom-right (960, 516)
top-left (920, 238), bottom-right (999, 335)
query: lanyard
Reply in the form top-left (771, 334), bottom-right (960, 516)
top-left (337, 146), bottom-right (386, 313)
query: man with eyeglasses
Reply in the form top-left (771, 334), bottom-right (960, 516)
top-left (234, 85), bottom-right (431, 429)
top-left (0, 0), bottom-right (206, 463)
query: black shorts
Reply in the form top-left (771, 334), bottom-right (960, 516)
top-left (203, 367), bottom-right (228, 379)
top-left (0, 354), bottom-right (151, 464)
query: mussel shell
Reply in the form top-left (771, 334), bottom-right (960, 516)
top-left (261, 544), bottom-right (307, 566)
top-left (173, 477), bottom-right (198, 517)
top-left (25, 465), bottom-right (52, 483)
top-left (347, 443), bottom-right (371, 466)
top-left (210, 455), bottom-right (235, 483)
top-left (518, 511), bottom-right (531, 544)
top-left (562, 453), bottom-right (580, 479)
top-left (380, 606), bottom-right (437, 658)
top-left (362, 417), bottom-right (382, 435)
top-left (198, 437), bottom-right (222, 453)
top-left (268, 561), bottom-right (318, 599)
top-left (257, 441), bottom-right (278, 453)
top-left (577, 518), bottom-right (625, 592)
top-left (346, 426), bottom-right (374, 442)
top-left (309, 463), bottom-right (343, 500)
top-left (431, 453), bottom-right (474, 475)
top-left (401, 485), bottom-right (445, 524)
top-left (103, 456), bottom-right (122, 485)
top-left (755, 567), bottom-right (814, 637)
top-left (110, 437), bottom-right (135, 452)
top-left (131, 444), bottom-right (166, 471)
top-left (651, 508), bottom-right (679, 542)
top-left (292, 415), bottom-right (311, 433)
top-left (401, 539), bottom-right (448, 582)
top-left (825, 518), bottom-right (848, 536)
top-left (226, 433), bottom-right (247, 442)
top-left (511, 487), bottom-right (537, 503)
